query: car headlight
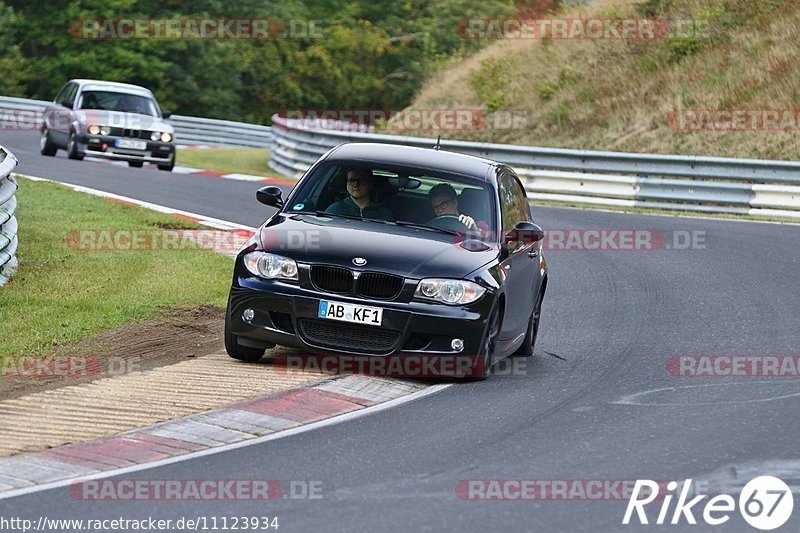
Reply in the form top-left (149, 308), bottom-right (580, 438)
top-left (242, 252), bottom-right (298, 281)
top-left (100, 126), bottom-right (110, 136)
top-left (150, 131), bottom-right (160, 141)
top-left (160, 132), bottom-right (173, 143)
top-left (87, 125), bottom-right (100, 135)
top-left (414, 279), bottom-right (486, 305)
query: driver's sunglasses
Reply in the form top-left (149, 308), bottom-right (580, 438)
top-left (432, 198), bottom-right (454, 211)
top-left (346, 177), bottom-right (369, 186)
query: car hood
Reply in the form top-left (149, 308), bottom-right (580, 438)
top-left (76, 110), bottom-right (173, 133)
top-left (258, 214), bottom-right (498, 279)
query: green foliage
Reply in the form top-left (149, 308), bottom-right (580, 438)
top-left (666, 37), bottom-right (702, 62)
top-left (471, 56), bottom-right (513, 112)
top-left (538, 80), bottom-right (559, 101)
top-left (2, 0), bottom-right (517, 123)
top-left (537, 68), bottom-right (579, 101)
top-left (634, 0), bottom-right (661, 17)
top-left (577, 86), bottom-right (598, 103)
top-left (0, 1), bottom-right (29, 95)
top-left (545, 102), bottom-right (570, 126)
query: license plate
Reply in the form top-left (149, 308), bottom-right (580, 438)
top-left (318, 300), bottom-right (383, 326)
top-left (115, 139), bottom-right (147, 150)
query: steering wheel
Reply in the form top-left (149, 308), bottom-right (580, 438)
top-left (427, 215), bottom-right (469, 233)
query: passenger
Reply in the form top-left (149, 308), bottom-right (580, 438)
top-left (325, 168), bottom-right (394, 221)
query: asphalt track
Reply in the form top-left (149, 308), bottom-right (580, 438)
top-left (2, 130), bottom-right (800, 532)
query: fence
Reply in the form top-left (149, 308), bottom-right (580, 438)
top-left (0, 96), bottom-right (272, 147)
top-left (268, 115), bottom-right (800, 219)
top-left (0, 145), bottom-right (19, 286)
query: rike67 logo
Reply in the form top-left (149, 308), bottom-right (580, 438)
top-left (623, 477), bottom-right (794, 530)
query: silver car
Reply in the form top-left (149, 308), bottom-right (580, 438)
top-left (39, 79), bottom-right (176, 171)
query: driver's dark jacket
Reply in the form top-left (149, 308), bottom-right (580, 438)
top-left (325, 196), bottom-right (394, 220)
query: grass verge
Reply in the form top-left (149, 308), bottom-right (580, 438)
top-left (0, 178), bottom-right (235, 359)
top-left (176, 147), bottom-right (273, 176)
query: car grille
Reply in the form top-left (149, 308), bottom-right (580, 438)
top-left (108, 128), bottom-right (152, 140)
top-left (357, 272), bottom-right (404, 300)
top-left (311, 266), bottom-right (353, 293)
top-left (298, 319), bottom-right (401, 353)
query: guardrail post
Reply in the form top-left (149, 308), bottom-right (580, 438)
top-left (0, 145), bottom-right (19, 287)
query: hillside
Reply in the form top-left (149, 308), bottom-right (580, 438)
top-left (397, 0), bottom-right (800, 159)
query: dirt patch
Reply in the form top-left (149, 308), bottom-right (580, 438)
top-left (0, 305), bottom-right (226, 401)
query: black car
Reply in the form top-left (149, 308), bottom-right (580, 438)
top-left (224, 143), bottom-right (548, 379)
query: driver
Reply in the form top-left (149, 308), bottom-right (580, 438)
top-left (428, 183), bottom-right (478, 230)
top-left (325, 168), bottom-right (394, 220)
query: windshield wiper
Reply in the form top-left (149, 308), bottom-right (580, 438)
top-left (394, 220), bottom-right (459, 235)
top-left (313, 211), bottom-right (395, 226)
top-left (314, 210), bottom-right (364, 221)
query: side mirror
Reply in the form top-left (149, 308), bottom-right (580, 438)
top-left (62, 99), bottom-right (74, 109)
top-left (162, 109), bottom-right (173, 119)
top-left (256, 186), bottom-right (284, 208)
top-left (505, 221), bottom-right (544, 246)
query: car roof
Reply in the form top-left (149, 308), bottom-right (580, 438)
top-left (70, 79), bottom-right (153, 96)
top-left (325, 143), bottom-right (497, 181)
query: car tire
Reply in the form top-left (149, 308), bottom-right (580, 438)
top-left (473, 303), bottom-right (500, 380)
top-left (66, 132), bottom-right (84, 160)
top-left (224, 317), bottom-right (266, 362)
top-left (128, 161), bottom-right (144, 168)
top-left (157, 156), bottom-right (175, 172)
top-left (40, 129), bottom-right (57, 156)
top-left (512, 289), bottom-right (544, 357)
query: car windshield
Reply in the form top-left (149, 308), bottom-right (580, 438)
top-left (287, 161), bottom-right (497, 239)
top-left (78, 90), bottom-right (160, 116)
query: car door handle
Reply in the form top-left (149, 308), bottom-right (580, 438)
top-left (528, 250), bottom-right (539, 258)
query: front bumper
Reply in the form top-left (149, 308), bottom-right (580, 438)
top-left (227, 281), bottom-right (495, 359)
top-left (78, 134), bottom-right (175, 163)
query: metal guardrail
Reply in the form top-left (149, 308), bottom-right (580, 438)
top-left (0, 96), bottom-right (272, 148)
top-left (1, 94), bottom-right (797, 218)
top-left (168, 115), bottom-right (272, 148)
top-left (0, 145), bottom-right (19, 287)
top-left (269, 115), bottom-right (800, 219)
